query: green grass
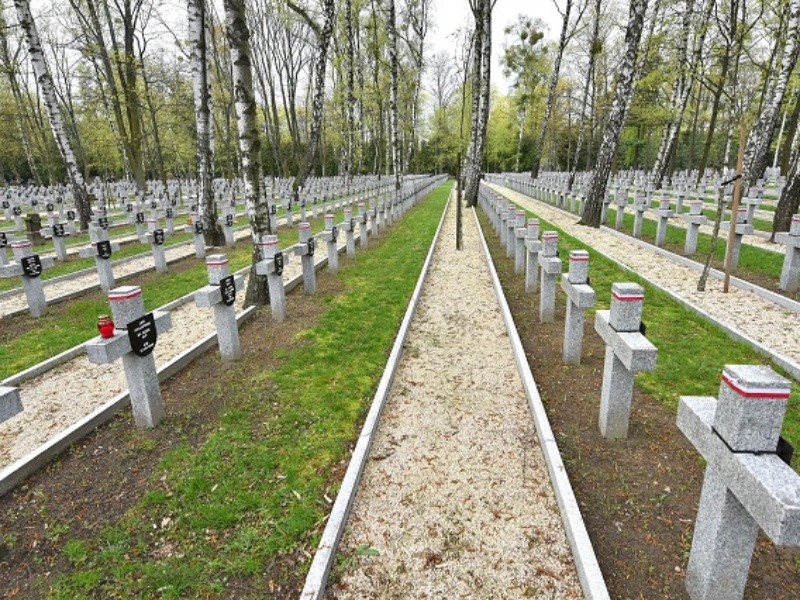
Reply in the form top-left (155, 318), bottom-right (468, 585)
top-left (606, 207), bottom-right (786, 282)
top-left (495, 199), bottom-right (800, 465)
top-left (0, 208), bottom-right (353, 380)
top-left (45, 182), bottom-right (450, 598)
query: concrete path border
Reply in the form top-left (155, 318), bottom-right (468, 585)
top-left (473, 206), bottom-right (610, 600)
top-left (300, 194), bottom-right (451, 599)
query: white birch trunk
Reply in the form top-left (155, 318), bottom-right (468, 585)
top-left (13, 0), bottom-right (90, 228)
top-left (388, 0), bottom-right (401, 193)
top-left (743, 0), bottom-right (800, 187)
top-left (581, 0), bottom-right (649, 227)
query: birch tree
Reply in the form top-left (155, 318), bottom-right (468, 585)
top-left (288, 0), bottom-right (336, 200)
top-left (742, 0), bottom-right (800, 187)
top-left (222, 0), bottom-right (269, 305)
top-left (13, 0), bottom-right (90, 229)
top-left (580, 0), bottom-right (649, 227)
top-left (388, 0), bottom-right (401, 192)
top-left (772, 127), bottom-right (800, 236)
top-left (188, 0), bottom-right (224, 246)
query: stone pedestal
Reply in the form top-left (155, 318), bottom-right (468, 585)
top-left (720, 214), bottom-right (753, 271)
top-left (79, 224), bottom-right (120, 291)
top-left (141, 228), bottom-right (168, 274)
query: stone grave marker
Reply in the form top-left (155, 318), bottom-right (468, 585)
top-left (320, 214), bottom-right (339, 273)
top-left (513, 210), bottom-right (527, 274)
top-left (561, 250), bottom-right (596, 365)
top-left (79, 223), bottom-right (120, 291)
top-left (775, 215), bottom-right (800, 292)
top-left (524, 218), bottom-right (541, 294)
top-left (255, 235), bottom-right (290, 321)
top-left (682, 200), bottom-right (708, 256)
top-left (654, 198), bottom-right (674, 247)
top-left (357, 202), bottom-right (369, 249)
top-left (341, 208), bottom-right (357, 256)
top-left (184, 213), bottom-right (206, 259)
top-left (677, 365), bottom-right (799, 600)
top-left (85, 285), bottom-right (173, 428)
top-left (720, 207), bottom-right (753, 271)
top-left (294, 222), bottom-right (317, 295)
top-left (538, 231), bottom-right (562, 323)
top-left (194, 254), bottom-right (244, 362)
top-left (0, 386), bottom-right (23, 424)
top-left (594, 283), bottom-right (658, 438)
top-left (0, 240), bottom-right (54, 317)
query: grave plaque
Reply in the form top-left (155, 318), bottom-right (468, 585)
top-left (46, 202), bottom-right (54, 212)
top-left (0, 232), bottom-right (6, 247)
top-left (307, 237), bottom-right (315, 256)
top-left (67, 210), bottom-right (75, 220)
top-left (127, 313), bottom-right (157, 357)
top-left (1, 200), bottom-right (8, 209)
top-left (226, 214), bottom-right (234, 227)
top-left (331, 225), bottom-right (338, 242)
top-left (53, 224), bottom-right (65, 237)
top-left (30, 199), bottom-right (38, 206)
top-left (13, 206), bottom-right (21, 216)
top-left (150, 201), bottom-right (158, 210)
top-left (194, 221), bottom-right (204, 235)
top-left (98, 217), bottom-right (109, 229)
top-left (270, 205), bottom-right (277, 215)
top-left (190, 204), bottom-right (197, 212)
top-left (136, 212), bottom-right (145, 224)
top-left (220, 274), bottom-right (236, 306)
top-left (153, 229), bottom-right (165, 246)
top-left (21, 255), bottom-right (43, 278)
top-left (274, 251), bottom-right (284, 275)
top-left (126, 203), bottom-right (133, 212)
top-left (97, 240), bottom-right (112, 259)
top-left (166, 208), bottom-right (173, 219)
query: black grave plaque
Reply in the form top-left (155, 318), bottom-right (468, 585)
top-left (226, 214), bottom-right (234, 227)
top-left (166, 208), bottom-right (174, 219)
top-left (53, 224), bottom-right (65, 238)
top-left (21, 254), bottom-right (43, 278)
top-left (194, 221), bottom-right (205, 235)
top-left (151, 201), bottom-right (158, 210)
top-left (220, 275), bottom-right (236, 306)
top-left (270, 205), bottom-right (277, 215)
top-left (136, 212), bottom-right (145, 224)
top-left (1, 200), bottom-right (9, 209)
top-left (98, 217), bottom-right (109, 230)
top-left (67, 210), bottom-right (76, 221)
top-left (13, 206), bottom-right (21, 216)
top-left (46, 202), bottom-right (54, 212)
top-left (307, 238), bottom-right (315, 256)
top-left (96, 240), bottom-right (112, 259)
top-left (126, 203), bottom-right (134, 212)
top-left (331, 225), bottom-right (338, 242)
top-left (127, 313), bottom-right (157, 357)
top-left (274, 251), bottom-right (284, 276)
top-left (153, 229), bottom-right (165, 246)
top-left (0, 232), bottom-right (6, 247)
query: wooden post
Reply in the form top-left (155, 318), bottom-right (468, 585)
top-left (723, 124), bottom-right (746, 293)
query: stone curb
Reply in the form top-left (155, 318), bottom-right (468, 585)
top-left (473, 206), bottom-right (610, 600)
top-left (300, 192), bottom-right (451, 599)
top-left (494, 185), bottom-right (800, 383)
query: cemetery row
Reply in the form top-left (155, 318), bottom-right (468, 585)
top-left (489, 174), bottom-right (800, 298)
top-left (0, 176), bottom-right (446, 492)
top-left (477, 184), bottom-right (800, 600)
top-left (0, 175), bottom-right (405, 317)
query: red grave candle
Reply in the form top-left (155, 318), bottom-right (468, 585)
top-left (97, 314), bottom-right (115, 338)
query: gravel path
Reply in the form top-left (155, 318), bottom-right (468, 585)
top-left (490, 183), bottom-right (800, 369)
top-left (0, 235), bottom-right (338, 468)
top-left (330, 198), bottom-right (582, 598)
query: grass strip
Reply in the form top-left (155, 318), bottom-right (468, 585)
top-left (606, 207), bottom-right (786, 283)
top-left (489, 201), bottom-right (800, 464)
top-left (0, 209), bottom-right (348, 379)
top-left (46, 183), bottom-right (450, 598)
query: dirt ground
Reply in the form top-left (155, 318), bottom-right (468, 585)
top-left (478, 209), bottom-right (800, 599)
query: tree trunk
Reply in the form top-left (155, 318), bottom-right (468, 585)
top-left (531, 0), bottom-right (573, 179)
top-left (290, 0), bottom-right (335, 199)
top-left (13, 0), bottom-right (89, 228)
top-left (743, 0), bottom-right (800, 187)
top-left (223, 0), bottom-right (269, 306)
top-left (189, 0), bottom-right (223, 245)
top-left (781, 89), bottom-right (800, 174)
top-left (580, 0), bottom-right (649, 227)
top-left (387, 0), bottom-right (402, 193)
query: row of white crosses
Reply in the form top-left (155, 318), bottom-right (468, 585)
top-left (481, 183), bottom-right (800, 600)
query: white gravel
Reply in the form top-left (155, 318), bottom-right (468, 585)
top-left (329, 196), bottom-right (582, 599)
top-left (0, 235), bottom-right (337, 468)
top-left (490, 183), bottom-right (800, 369)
